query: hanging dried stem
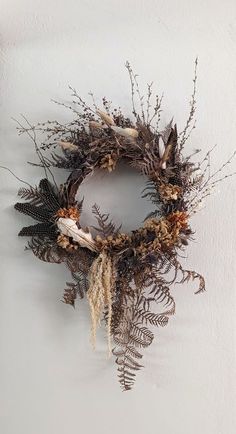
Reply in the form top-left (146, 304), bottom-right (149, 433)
top-left (87, 252), bottom-right (115, 356)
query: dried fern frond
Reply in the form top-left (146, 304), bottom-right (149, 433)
top-left (92, 204), bottom-right (121, 238)
top-left (27, 237), bottom-right (63, 263)
top-left (18, 186), bottom-right (43, 206)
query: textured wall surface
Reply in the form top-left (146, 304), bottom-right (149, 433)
top-left (0, 1), bottom-right (236, 433)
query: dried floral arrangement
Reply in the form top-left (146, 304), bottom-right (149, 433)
top-left (8, 60), bottom-right (236, 391)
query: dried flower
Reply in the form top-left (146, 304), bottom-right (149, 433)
top-left (55, 207), bottom-right (80, 221)
top-left (167, 211), bottom-right (188, 228)
top-left (96, 233), bottom-right (131, 252)
top-left (57, 234), bottom-right (78, 251)
top-left (100, 153), bottom-right (117, 172)
top-left (159, 183), bottom-right (183, 202)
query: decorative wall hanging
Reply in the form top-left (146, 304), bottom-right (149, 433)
top-left (9, 60), bottom-right (236, 390)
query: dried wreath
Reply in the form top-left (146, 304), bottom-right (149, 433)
top-left (7, 60), bottom-right (235, 390)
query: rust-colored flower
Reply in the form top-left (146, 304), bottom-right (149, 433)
top-left (55, 207), bottom-right (80, 221)
top-left (167, 211), bottom-right (188, 228)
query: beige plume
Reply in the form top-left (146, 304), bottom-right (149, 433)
top-left (89, 121), bottom-right (104, 130)
top-left (111, 126), bottom-right (138, 139)
top-left (58, 141), bottom-right (78, 152)
top-left (96, 110), bottom-right (115, 126)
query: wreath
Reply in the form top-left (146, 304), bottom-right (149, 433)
top-left (10, 61), bottom-right (235, 391)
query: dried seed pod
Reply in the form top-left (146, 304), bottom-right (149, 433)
top-left (58, 141), bottom-right (78, 152)
top-left (96, 110), bottom-right (115, 126)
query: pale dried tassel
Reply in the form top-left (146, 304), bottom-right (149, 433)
top-left (96, 109), bottom-right (114, 126)
top-left (103, 256), bottom-right (113, 356)
top-left (57, 217), bottom-right (97, 251)
top-left (87, 252), bottom-right (115, 357)
top-left (87, 255), bottom-right (105, 345)
top-left (111, 126), bottom-right (138, 139)
top-left (58, 140), bottom-right (78, 151)
top-left (89, 121), bottom-right (104, 130)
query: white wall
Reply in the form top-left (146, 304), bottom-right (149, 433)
top-left (1, 1), bottom-right (236, 433)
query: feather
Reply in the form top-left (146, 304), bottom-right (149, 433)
top-left (39, 178), bottom-right (61, 211)
top-left (18, 222), bottom-right (56, 237)
top-left (14, 203), bottom-right (52, 222)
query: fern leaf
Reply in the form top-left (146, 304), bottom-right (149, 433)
top-left (92, 203), bottom-right (121, 237)
top-left (150, 283), bottom-right (175, 309)
top-left (142, 312), bottom-right (169, 327)
top-left (62, 283), bottom-right (77, 307)
top-left (18, 186), bottom-right (43, 206)
top-left (27, 237), bottom-right (63, 263)
top-left (177, 268), bottom-right (205, 294)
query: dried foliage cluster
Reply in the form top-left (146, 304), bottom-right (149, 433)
top-left (13, 61), bottom-right (235, 390)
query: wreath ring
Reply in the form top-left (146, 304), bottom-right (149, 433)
top-left (12, 61), bottom-right (235, 391)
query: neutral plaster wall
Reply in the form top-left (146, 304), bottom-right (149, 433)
top-left (0, 1), bottom-right (236, 433)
